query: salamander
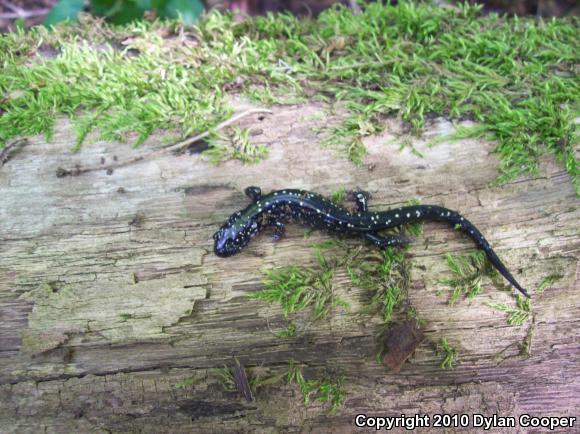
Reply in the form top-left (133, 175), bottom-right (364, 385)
top-left (213, 187), bottom-right (529, 297)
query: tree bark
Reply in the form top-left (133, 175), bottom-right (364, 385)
top-left (1, 104), bottom-right (578, 433)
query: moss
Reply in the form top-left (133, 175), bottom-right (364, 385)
top-left (537, 273), bottom-right (564, 294)
top-left (211, 362), bottom-right (299, 403)
top-left (203, 127), bottom-right (268, 164)
top-left (492, 317), bottom-right (535, 364)
top-left (248, 240), bottom-right (349, 319)
top-left (519, 320), bottom-right (535, 357)
top-left (286, 361), bottom-right (345, 414)
top-left (329, 187), bottom-right (347, 204)
top-left (118, 312), bottom-right (133, 321)
top-left (1, 3), bottom-right (578, 189)
top-left (173, 375), bottom-right (203, 389)
top-left (347, 247), bottom-right (409, 325)
top-left (251, 231), bottom-right (411, 326)
top-left (211, 366), bottom-right (237, 392)
top-left (487, 294), bottom-right (532, 326)
top-left (440, 251), bottom-right (498, 305)
top-left (274, 322), bottom-right (297, 338)
top-left (437, 337), bottom-right (458, 369)
top-left (404, 198), bottom-right (423, 236)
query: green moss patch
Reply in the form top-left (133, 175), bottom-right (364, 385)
top-left (347, 247), bottom-right (409, 325)
top-left (440, 251), bottom-right (499, 305)
top-left (1, 2), bottom-right (578, 189)
top-left (437, 337), bottom-right (458, 369)
top-left (488, 294), bottom-right (533, 326)
top-left (286, 361), bottom-right (346, 414)
top-left (248, 240), bottom-right (350, 319)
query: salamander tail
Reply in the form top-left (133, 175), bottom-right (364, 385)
top-left (401, 205), bottom-right (530, 298)
top-left (449, 209), bottom-right (529, 298)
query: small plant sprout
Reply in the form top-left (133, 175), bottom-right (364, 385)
top-left (440, 251), bottom-right (497, 305)
top-left (537, 274), bottom-right (564, 294)
top-left (286, 361), bottom-right (346, 414)
top-left (348, 247), bottom-right (409, 325)
top-left (275, 322), bottom-right (297, 338)
top-left (437, 338), bottom-right (458, 370)
top-left (204, 127), bottom-right (269, 164)
top-left (487, 295), bottom-right (533, 326)
top-left (404, 198), bottom-right (423, 236)
top-left (330, 187), bottom-right (347, 204)
top-left (249, 242), bottom-right (349, 319)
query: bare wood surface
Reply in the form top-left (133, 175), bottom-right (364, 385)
top-left (0, 103), bottom-right (578, 433)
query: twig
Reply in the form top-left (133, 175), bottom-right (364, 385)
top-left (233, 358), bottom-right (254, 402)
top-left (166, 108), bottom-right (272, 154)
top-left (0, 0), bottom-right (50, 18)
top-left (0, 9), bottom-right (50, 19)
top-left (0, 139), bottom-right (27, 167)
top-left (0, 0), bottom-right (24, 13)
top-left (348, 0), bottom-right (361, 15)
top-left (326, 60), bottom-right (396, 72)
top-left (55, 108), bottom-right (272, 177)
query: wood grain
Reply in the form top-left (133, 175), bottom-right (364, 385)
top-left (0, 103), bottom-right (578, 433)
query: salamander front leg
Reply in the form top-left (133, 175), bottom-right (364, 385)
top-left (272, 221), bottom-right (286, 241)
top-left (364, 232), bottom-right (410, 249)
top-left (349, 190), bottom-right (371, 213)
top-left (244, 186), bottom-right (262, 202)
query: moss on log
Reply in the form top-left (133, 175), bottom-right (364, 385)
top-left (1, 4), bottom-right (579, 432)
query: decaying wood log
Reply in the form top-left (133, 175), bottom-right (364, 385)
top-left (0, 103), bottom-right (578, 433)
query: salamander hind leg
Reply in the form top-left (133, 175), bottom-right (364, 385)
top-left (348, 190), bottom-right (371, 213)
top-left (364, 232), bottom-right (410, 249)
top-left (272, 221), bottom-right (286, 241)
top-left (244, 186), bottom-right (262, 202)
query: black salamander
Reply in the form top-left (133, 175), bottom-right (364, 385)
top-left (213, 187), bottom-right (528, 297)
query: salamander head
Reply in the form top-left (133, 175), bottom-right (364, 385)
top-left (213, 212), bottom-right (255, 257)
